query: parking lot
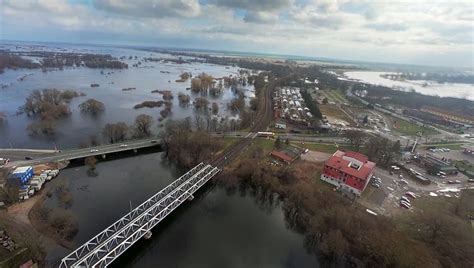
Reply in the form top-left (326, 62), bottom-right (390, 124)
top-left (359, 164), bottom-right (471, 217)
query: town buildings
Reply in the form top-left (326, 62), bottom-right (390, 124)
top-left (320, 150), bottom-right (376, 196)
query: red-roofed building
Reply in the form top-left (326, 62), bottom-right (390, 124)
top-left (270, 150), bottom-right (294, 164)
top-left (321, 150), bottom-right (376, 196)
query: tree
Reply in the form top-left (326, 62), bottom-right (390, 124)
top-left (322, 97), bottom-right (328, 104)
top-left (133, 114), bottom-right (153, 138)
top-left (79, 99), bottom-right (105, 115)
top-left (345, 130), bottom-right (366, 150)
top-left (102, 122), bottom-right (128, 143)
top-left (275, 136), bottom-right (282, 149)
top-left (0, 180), bottom-right (19, 204)
top-left (320, 229), bottom-right (349, 260)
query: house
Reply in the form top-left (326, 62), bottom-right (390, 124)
top-left (320, 150), bottom-right (376, 196)
top-left (271, 150), bottom-right (294, 164)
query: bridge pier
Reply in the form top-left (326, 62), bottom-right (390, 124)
top-left (102, 154), bottom-right (106, 159)
top-left (133, 149), bottom-right (138, 153)
top-left (187, 194), bottom-right (194, 201)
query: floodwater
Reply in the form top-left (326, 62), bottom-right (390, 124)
top-left (0, 42), bottom-right (254, 149)
top-left (43, 153), bottom-right (319, 268)
top-left (344, 71), bottom-right (474, 101)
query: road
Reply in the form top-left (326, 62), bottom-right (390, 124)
top-left (3, 138), bottom-right (161, 167)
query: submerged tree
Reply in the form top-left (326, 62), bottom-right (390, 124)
top-left (79, 99), bottom-right (105, 115)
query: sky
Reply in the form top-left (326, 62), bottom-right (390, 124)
top-left (0, 0), bottom-right (473, 68)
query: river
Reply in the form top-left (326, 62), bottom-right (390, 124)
top-left (42, 153), bottom-right (319, 267)
top-left (0, 42), bottom-right (254, 150)
top-left (344, 71), bottom-right (474, 101)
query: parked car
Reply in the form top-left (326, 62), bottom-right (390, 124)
top-left (468, 179), bottom-right (474, 183)
top-left (400, 202), bottom-right (411, 209)
top-left (151, 140), bottom-right (158, 143)
top-left (371, 182), bottom-right (381, 188)
top-left (405, 192), bottom-right (416, 199)
top-left (24, 156), bottom-right (33, 160)
top-left (400, 196), bottom-right (410, 203)
top-left (400, 179), bottom-right (409, 185)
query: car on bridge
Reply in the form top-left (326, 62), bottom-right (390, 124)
top-left (90, 149), bottom-right (99, 153)
top-left (120, 144), bottom-right (128, 147)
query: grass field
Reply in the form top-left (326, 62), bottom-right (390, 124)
top-left (388, 116), bottom-right (439, 136)
top-left (319, 104), bottom-right (354, 124)
top-left (292, 142), bottom-right (355, 154)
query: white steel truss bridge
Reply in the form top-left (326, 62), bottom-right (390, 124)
top-left (60, 162), bottom-right (220, 268)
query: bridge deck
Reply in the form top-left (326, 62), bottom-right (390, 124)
top-left (60, 162), bottom-right (220, 268)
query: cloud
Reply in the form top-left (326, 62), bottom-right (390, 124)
top-left (0, 0), bottom-right (472, 67)
top-left (366, 22), bottom-right (407, 32)
top-left (92, 0), bottom-right (201, 18)
top-left (209, 0), bottom-right (292, 11)
top-left (243, 11), bottom-right (279, 24)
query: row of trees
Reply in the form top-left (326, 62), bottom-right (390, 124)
top-left (345, 130), bottom-right (401, 167)
top-left (101, 114), bottom-right (154, 144)
top-left (159, 119), bottom-right (224, 168)
top-left (0, 53), bottom-right (40, 73)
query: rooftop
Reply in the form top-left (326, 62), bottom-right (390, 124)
top-left (325, 150), bottom-right (375, 180)
top-left (12, 166), bottom-right (32, 174)
top-left (271, 150), bottom-right (294, 163)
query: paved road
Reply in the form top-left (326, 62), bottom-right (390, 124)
top-left (4, 138), bottom-right (161, 167)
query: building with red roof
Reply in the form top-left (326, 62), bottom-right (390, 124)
top-left (321, 150), bottom-right (376, 196)
top-left (270, 150), bottom-right (295, 164)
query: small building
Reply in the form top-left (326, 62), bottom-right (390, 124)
top-left (271, 150), bottom-right (294, 164)
top-left (9, 166), bottom-right (33, 186)
top-left (321, 150), bottom-right (376, 196)
top-left (421, 154), bottom-right (458, 175)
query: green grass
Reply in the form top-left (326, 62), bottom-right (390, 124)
top-left (390, 117), bottom-right (439, 136)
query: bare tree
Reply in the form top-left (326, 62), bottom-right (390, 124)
top-left (79, 99), bottom-right (105, 115)
top-left (133, 114), bottom-right (153, 138)
top-left (102, 122), bottom-right (128, 143)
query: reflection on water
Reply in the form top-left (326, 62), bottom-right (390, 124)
top-left (43, 153), bottom-right (318, 267)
